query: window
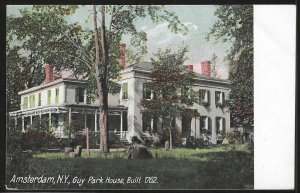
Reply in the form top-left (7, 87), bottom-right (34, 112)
top-left (215, 91), bottom-right (225, 107)
top-left (47, 90), bottom-right (52, 105)
top-left (199, 89), bottom-right (210, 106)
top-left (182, 115), bottom-right (192, 135)
top-left (200, 116), bottom-right (208, 130)
top-left (216, 117), bottom-right (226, 133)
top-left (181, 87), bottom-right (191, 104)
top-left (29, 95), bottom-right (35, 108)
top-left (122, 83), bottom-right (128, 99)
top-left (23, 96), bottom-right (28, 109)
top-left (75, 87), bottom-right (85, 103)
top-left (142, 113), bottom-right (157, 132)
top-left (55, 88), bottom-right (59, 104)
top-left (143, 83), bottom-right (152, 99)
top-left (38, 93), bottom-right (41, 106)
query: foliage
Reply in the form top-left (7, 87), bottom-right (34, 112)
top-left (185, 136), bottom-right (206, 148)
top-left (7, 5), bottom-right (188, 152)
top-left (108, 132), bottom-right (123, 148)
top-left (210, 53), bottom-right (220, 78)
top-left (21, 129), bottom-right (59, 151)
top-left (207, 5), bottom-right (253, 127)
top-left (140, 47), bottom-right (200, 149)
top-left (6, 6), bottom-right (80, 112)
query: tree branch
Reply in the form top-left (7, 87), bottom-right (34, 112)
top-left (60, 30), bottom-right (94, 66)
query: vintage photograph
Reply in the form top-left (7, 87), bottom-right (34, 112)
top-left (6, 5), bottom-right (254, 190)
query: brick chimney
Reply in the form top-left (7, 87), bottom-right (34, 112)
top-left (185, 65), bottom-right (193, 72)
top-left (45, 64), bottom-right (54, 83)
top-left (201, 60), bottom-right (211, 77)
top-left (119, 43), bottom-right (126, 70)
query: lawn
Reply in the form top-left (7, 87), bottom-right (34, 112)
top-left (6, 144), bottom-right (253, 190)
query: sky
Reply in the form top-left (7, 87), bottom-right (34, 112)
top-left (7, 5), bottom-right (231, 79)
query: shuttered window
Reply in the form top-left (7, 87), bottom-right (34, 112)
top-left (38, 93), bottom-right (41, 106)
top-left (55, 88), bottom-right (59, 104)
top-left (199, 89), bottom-right (210, 106)
top-left (47, 90), bottom-right (51, 105)
top-left (23, 96), bottom-right (28, 109)
top-left (122, 83), bottom-right (128, 99)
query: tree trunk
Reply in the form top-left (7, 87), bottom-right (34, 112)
top-left (169, 124), bottom-right (173, 150)
top-left (93, 5), bottom-right (109, 153)
top-left (100, 5), bottom-right (109, 153)
top-left (99, 82), bottom-right (109, 152)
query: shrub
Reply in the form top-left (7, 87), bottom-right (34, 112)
top-left (186, 136), bottom-right (206, 148)
top-left (109, 132), bottom-right (123, 148)
top-left (154, 128), bottom-right (183, 148)
top-left (21, 129), bottom-right (59, 151)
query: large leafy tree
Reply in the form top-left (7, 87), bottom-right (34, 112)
top-left (6, 5), bottom-right (81, 112)
top-left (140, 47), bottom-right (199, 149)
top-left (207, 5), bottom-right (253, 128)
top-left (7, 5), bottom-right (188, 153)
top-left (79, 5), bottom-right (188, 152)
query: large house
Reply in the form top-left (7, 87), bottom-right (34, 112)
top-left (9, 44), bottom-right (231, 144)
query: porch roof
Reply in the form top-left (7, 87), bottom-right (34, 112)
top-left (9, 104), bottom-right (127, 118)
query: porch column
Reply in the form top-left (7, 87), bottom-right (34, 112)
top-left (22, 116), bottom-right (25, 132)
top-left (49, 112), bottom-right (52, 130)
top-left (94, 110), bottom-right (97, 132)
top-left (195, 116), bottom-right (200, 139)
top-left (14, 117), bottom-right (17, 127)
top-left (191, 117), bottom-right (196, 137)
top-left (120, 111), bottom-right (123, 138)
top-left (68, 108), bottom-right (71, 127)
top-left (84, 114), bottom-right (87, 131)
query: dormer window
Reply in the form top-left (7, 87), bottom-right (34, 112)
top-left (76, 87), bottom-right (85, 103)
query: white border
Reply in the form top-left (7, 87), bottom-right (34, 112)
top-left (254, 5), bottom-right (296, 189)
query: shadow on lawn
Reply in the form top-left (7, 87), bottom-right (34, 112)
top-left (6, 148), bottom-right (254, 190)
top-left (191, 150), bottom-right (253, 161)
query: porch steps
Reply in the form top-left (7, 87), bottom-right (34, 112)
top-left (120, 138), bottom-right (131, 147)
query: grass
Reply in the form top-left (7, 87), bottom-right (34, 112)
top-left (6, 144), bottom-right (253, 190)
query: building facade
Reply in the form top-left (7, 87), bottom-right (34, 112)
top-left (9, 45), bottom-right (231, 145)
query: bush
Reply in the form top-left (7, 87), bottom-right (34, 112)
top-left (109, 132), bottom-right (123, 148)
top-left (223, 131), bottom-right (244, 144)
top-left (153, 128), bottom-right (183, 148)
top-left (186, 136), bottom-right (206, 148)
top-left (21, 129), bottom-right (59, 151)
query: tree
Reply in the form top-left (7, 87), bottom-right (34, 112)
top-left (207, 5), bottom-right (253, 128)
top-left (6, 5), bottom-right (81, 112)
top-left (82, 5), bottom-right (188, 152)
top-left (7, 5), bottom-right (188, 153)
top-left (210, 53), bottom-right (220, 78)
top-left (139, 47), bottom-right (200, 149)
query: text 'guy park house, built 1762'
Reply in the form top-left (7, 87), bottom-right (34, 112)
top-left (9, 44), bottom-right (231, 145)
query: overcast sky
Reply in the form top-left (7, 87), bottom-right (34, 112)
top-left (7, 5), bottom-right (231, 79)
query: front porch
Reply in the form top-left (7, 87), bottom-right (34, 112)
top-left (9, 104), bottom-right (128, 140)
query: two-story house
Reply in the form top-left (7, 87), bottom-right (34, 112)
top-left (9, 44), bottom-right (230, 144)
